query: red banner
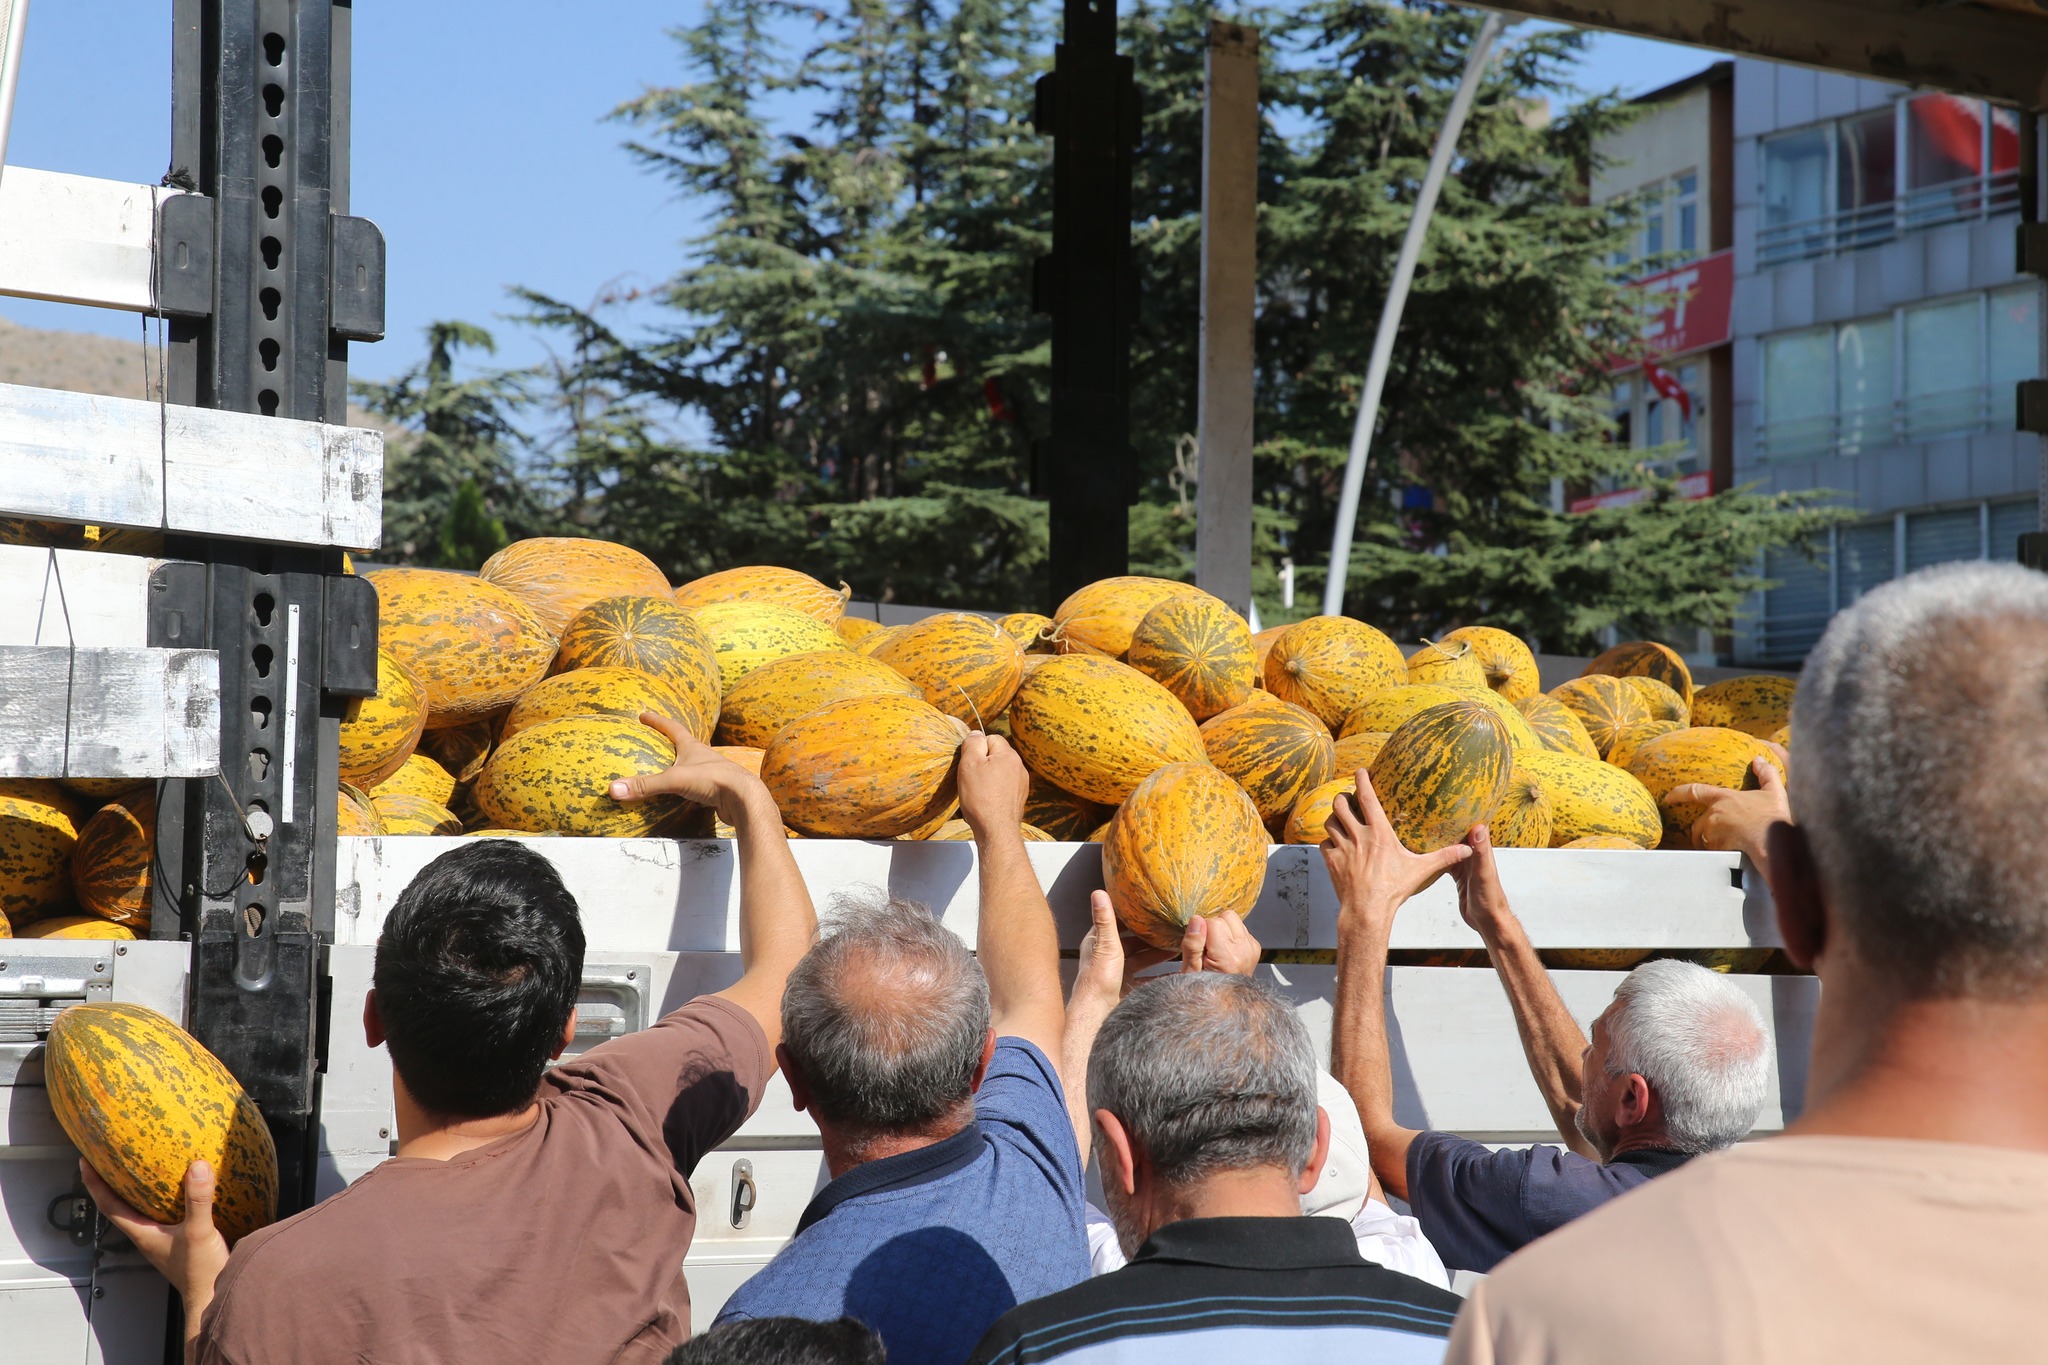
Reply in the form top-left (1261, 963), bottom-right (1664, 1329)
top-left (1570, 470), bottom-right (1713, 514)
top-left (1613, 249), bottom-right (1733, 369)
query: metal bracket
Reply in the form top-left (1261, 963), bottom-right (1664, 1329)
top-left (322, 573), bottom-right (379, 696)
top-left (47, 1185), bottom-right (98, 1247)
top-left (2017, 379), bottom-right (2048, 434)
top-left (154, 193), bottom-right (216, 318)
top-left (729, 1158), bottom-right (757, 1230)
top-left (329, 215), bottom-right (386, 342)
top-left (147, 560), bottom-right (211, 648)
top-left (0, 950), bottom-right (115, 1085)
top-left (564, 962), bottom-right (653, 1056)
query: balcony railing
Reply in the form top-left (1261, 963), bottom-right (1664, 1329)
top-left (1755, 384), bottom-right (2004, 461)
top-left (1757, 169), bottom-right (2020, 268)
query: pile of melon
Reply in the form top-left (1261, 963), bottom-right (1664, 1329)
top-left (0, 539), bottom-right (1795, 949)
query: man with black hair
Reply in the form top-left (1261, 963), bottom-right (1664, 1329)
top-left (85, 718), bottom-right (817, 1365)
top-left (669, 1317), bottom-right (886, 1365)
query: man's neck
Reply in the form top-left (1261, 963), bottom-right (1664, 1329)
top-left (820, 1109), bottom-right (974, 1181)
top-left (392, 1074), bottom-right (544, 1161)
top-left (1604, 1130), bottom-right (1683, 1162)
top-left (1136, 1167), bottom-right (1304, 1237)
top-left (1792, 983), bottom-right (2048, 1153)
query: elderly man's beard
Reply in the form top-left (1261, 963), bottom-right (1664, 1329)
top-left (1100, 1174), bottom-right (1150, 1259)
top-left (1575, 1100), bottom-right (1614, 1161)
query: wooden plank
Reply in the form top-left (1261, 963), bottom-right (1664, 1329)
top-left (336, 837), bottom-right (1765, 953)
top-left (0, 381), bottom-right (383, 549)
top-left (0, 168), bottom-right (178, 313)
top-left (0, 545), bottom-right (158, 647)
top-left (0, 646), bottom-right (219, 778)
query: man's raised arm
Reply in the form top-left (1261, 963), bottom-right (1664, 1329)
top-left (957, 732), bottom-right (1064, 1059)
top-left (613, 714), bottom-right (817, 1048)
top-left (1325, 771), bottom-right (1471, 1201)
top-left (1453, 828), bottom-right (1596, 1159)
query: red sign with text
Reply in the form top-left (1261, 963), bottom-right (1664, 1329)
top-left (1613, 249), bottom-right (1733, 369)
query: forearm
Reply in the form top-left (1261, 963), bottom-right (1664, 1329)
top-left (1475, 912), bottom-right (1595, 1158)
top-left (974, 828), bottom-right (1064, 1051)
top-left (715, 787), bottom-right (818, 1047)
top-left (1061, 986), bottom-right (1117, 1165)
top-left (1331, 905), bottom-right (1419, 1200)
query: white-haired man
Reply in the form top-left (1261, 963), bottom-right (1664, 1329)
top-left (1326, 783), bottom-right (1772, 1273)
top-left (1448, 562), bottom-right (2048, 1362)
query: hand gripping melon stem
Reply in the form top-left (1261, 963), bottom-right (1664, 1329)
top-left (1320, 11), bottom-right (1506, 619)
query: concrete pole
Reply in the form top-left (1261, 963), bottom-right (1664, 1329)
top-left (1320, 11), bottom-right (1504, 617)
top-left (1195, 20), bottom-right (1259, 617)
top-left (0, 0), bottom-right (31, 187)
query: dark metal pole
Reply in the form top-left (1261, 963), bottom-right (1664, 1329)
top-left (1033, 0), bottom-right (1139, 609)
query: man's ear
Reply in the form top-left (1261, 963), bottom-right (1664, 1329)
top-left (1767, 821), bottom-right (1827, 972)
top-left (553, 1008), bottom-right (577, 1060)
top-left (363, 989), bottom-right (384, 1049)
top-left (777, 1043), bottom-right (812, 1113)
top-left (1298, 1106), bottom-right (1334, 1196)
top-left (1616, 1072), bottom-right (1655, 1130)
top-left (967, 1029), bottom-right (997, 1094)
top-left (1095, 1110), bottom-right (1140, 1197)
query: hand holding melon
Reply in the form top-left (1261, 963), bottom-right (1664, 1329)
top-left (610, 712), bottom-right (774, 829)
top-left (1319, 771), bottom-right (1474, 928)
top-left (955, 732), bottom-right (1031, 839)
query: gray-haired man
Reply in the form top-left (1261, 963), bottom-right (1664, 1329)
top-left (1326, 778), bottom-right (1771, 1273)
top-left (1449, 563), bottom-right (2048, 1363)
top-left (714, 733), bottom-right (1089, 1361)
top-left (968, 972), bottom-right (1464, 1364)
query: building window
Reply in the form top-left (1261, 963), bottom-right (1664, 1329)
top-left (1612, 174), bottom-right (1702, 273)
top-left (1756, 497), bottom-right (2040, 662)
top-left (1757, 97), bottom-right (2020, 267)
top-left (1756, 284), bottom-right (2042, 460)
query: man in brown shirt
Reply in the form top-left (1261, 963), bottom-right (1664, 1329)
top-left (1447, 561), bottom-right (2048, 1364)
top-left (83, 720), bottom-right (817, 1365)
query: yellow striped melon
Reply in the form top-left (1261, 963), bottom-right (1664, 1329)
top-left (474, 716), bottom-right (689, 837)
top-left (1023, 773), bottom-right (1111, 842)
top-left (18, 915), bottom-right (137, 939)
top-left (372, 753), bottom-right (458, 807)
top-left (1584, 640), bottom-right (1694, 709)
top-left (337, 784), bottom-right (381, 836)
top-left (1283, 777), bottom-right (1354, 845)
top-left (1441, 626), bottom-right (1541, 703)
top-left (1, 780), bottom-right (82, 924)
top-left (500, 667), bottom-right (694, 745)
top-left (58, 777), bottom-right (152, 802)
top-left (1606, 718), bottom-right (1686, 772)
top-left (761, 694), bottom-right (967, 838)
top-left (46, 1002), bottom-right (277, 1244)
top-left (836, 615), bottom-right (886, 646)
top-left (1767, 723), bottom-right (1789, 749)
top-left (479, 537), bottom-right (674, 637)
top-left (1332, 731), bottom-right (1391, 776)
top-left (1007, 655), bottom-right (1208, 805)
top-left (369, 792), bottom-right (464, 836)
top-left (1249, 624), bottom-right (1288, 689)
top-left (1341, 684), bottom-right (1462, 738)
top-left (1560, 834), bottom-right (1649, 851)
top-left (1368, 700), bottom-right (1514, 853)
top-left (1406, 639), bottom-right (1487, 690)
top-left (418, 722), bottom-right (494, 786)
top-left (1488, 771), bottom-right (1553, 849)
top-left (926, 818), bottom-right (1057, 843)
top-left (1050, 576), bottom-right (1204, 658)
top-left (1625, 675), bottom-right (1690, 724)
top-left (1549, 674), bottom-right (1652, 759)
top-left (1102, 762), bottom-right (1270, 951)
top-left (368, 568), bottom-right (557, 728)
top-left (1689, 674), bottom-right (1797, 739)
top-left (1127, 593), bottom-right (1256, 721)
top-left (673, 565), bottom-right (850, 624)
top-left (1516, 692), bottom-right (1600, 760)
top-left (715, 650), bottom-right (920, 749)
top-left (870, 612), bottom-right (1025, 728)
top-left (1199, 695), bottom-right (1335, 827)
top-left (1265, 617), bottom-right (1406, 731)
top-left (552, 595), bottom-right (720, 740)
top-left (695, 601), bottom-right (848, 693)
top-left (1623, 726), bottom-right (1789, 839)
top-left (1550, 949), bottom-right (1654, 969)
top-left (337, 648), bottom-right (428, 787)
top-left (1515, 748), bottom-right (1661, 848)
top-left (854, 624), bottom-right (904, 658)
top-left (70, 788), bottom-right (154, 928)
top-left (998, 612), bottom-right (1056, 654)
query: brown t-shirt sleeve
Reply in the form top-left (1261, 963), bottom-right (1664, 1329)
top-left (543, 994), bottom-right (774, 1175)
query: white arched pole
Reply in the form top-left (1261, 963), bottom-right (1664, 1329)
top-left (0, 0), bottom-right (32, 187)
top-left (1321, 11), bottom-right (1505, 618)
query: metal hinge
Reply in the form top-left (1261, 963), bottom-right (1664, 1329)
top-left (729, 1158), bottom-right (757, 1229)
top-left (154, 193), bottom-right (215, 318)
top-left (330, 215), bottom-right (386, 342)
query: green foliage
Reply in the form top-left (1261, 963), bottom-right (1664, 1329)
top-left (391, 0), bottom-right (1836, 648)
top-left (436, 479), bottom-right (509, 569)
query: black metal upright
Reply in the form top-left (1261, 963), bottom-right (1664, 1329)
top-left (1033, 0), bottom-right (1140, 609)
top-left (153, 0), bottom-right (382, 1225)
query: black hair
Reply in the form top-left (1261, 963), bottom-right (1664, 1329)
top-left (372, 840), bottom-right (584, 1118)
top-left (666, 1318), bottom-right (885, 1365)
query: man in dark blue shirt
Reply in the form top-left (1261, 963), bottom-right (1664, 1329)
top-left (1322, 778), bottom-right (1772, 1272)
top-left (715, 733), bottom-right (1090, 1359)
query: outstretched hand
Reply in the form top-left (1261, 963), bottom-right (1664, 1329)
top-left (956, 731), bottom-right (1030, 836)
top-left (1669, 754), bottom-right (1790, 865)
top-left (1321, 769), bottom-right (1472, 933)
top-left (1073, 890), bottom-right (1126, 1012)
top-left (610, 712), bottom-right (766, 827)
top-left (82, 1158), bottom-right (230, 1321)
top-left (1181, 910), bottom-right (1260, 977)
top-left (1449, 824), bottom-right (1516, 939)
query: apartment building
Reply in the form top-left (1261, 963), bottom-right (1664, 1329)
top-left (1594, 58), bottom-right (2043, 665)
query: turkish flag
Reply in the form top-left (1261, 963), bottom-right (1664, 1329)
top-left (1644, 359), bottom-right (1691, 424)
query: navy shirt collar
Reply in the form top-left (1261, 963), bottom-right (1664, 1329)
top-left (795, 1121), bottom-right (986, 1235)
top-left (1132, 1215), bottom-right (1362, 1272)
top-left (1611, 1147), bottom-right (1692, 1176)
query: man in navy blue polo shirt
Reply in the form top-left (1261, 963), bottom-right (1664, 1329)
top-left (1323, 776), bottom-right (1772, 1273)
top-left (714, 732), bottom-right (1088, 1360)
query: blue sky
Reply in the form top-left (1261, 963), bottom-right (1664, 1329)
top-left (0, 2), bottom-right (1720, 384)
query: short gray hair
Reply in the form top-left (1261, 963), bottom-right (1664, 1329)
top-left (1088, 973), bottom-right (1320, 1184)
top-left (1794, 561), bottom-right (2048, 999)
top-left (781, 893), bottom-right (990, 1133)
top-left (1606, 960), bottom-right (1769, 1154)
